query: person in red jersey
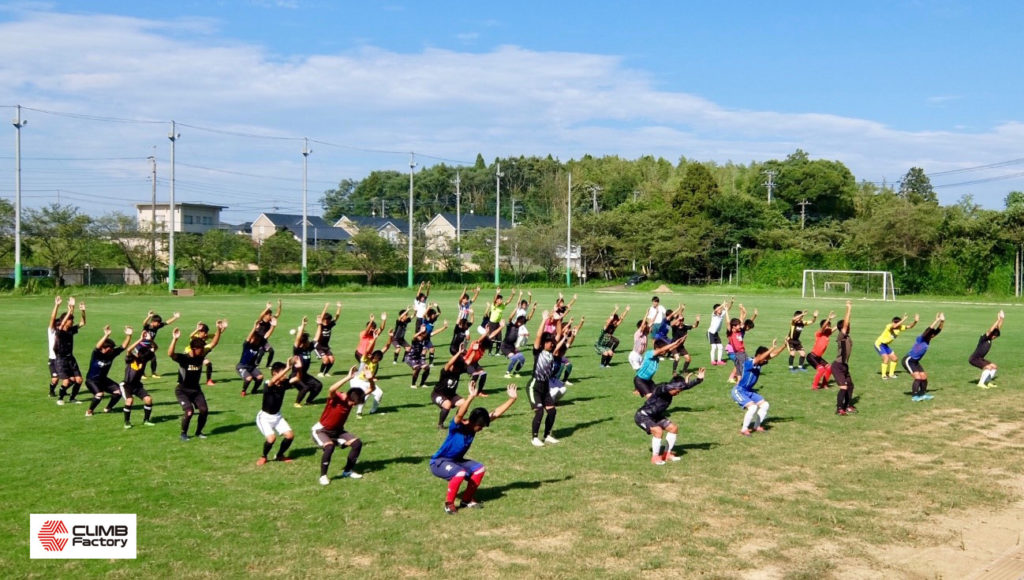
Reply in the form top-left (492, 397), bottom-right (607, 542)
top-left (312, 366), bottom-right (367, 485)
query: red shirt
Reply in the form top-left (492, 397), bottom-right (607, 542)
top-left (319, 390), bottom-right (354, 431)
top-left (463, 340), bottom-right (485, 365)
top-left (728, 330), bottom-right (745, 354)
top-left (811, 328), bottom-right (832, 357)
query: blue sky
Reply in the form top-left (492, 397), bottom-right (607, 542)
top-left (1, 0), bottom-right (1023, 224)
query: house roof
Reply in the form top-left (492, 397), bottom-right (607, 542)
top-left (258, 213), bottom-right (351, 241)
top-left (433, 212), bottom-right (511, 231)
top-left (336, 215), bottom-right (403, 231)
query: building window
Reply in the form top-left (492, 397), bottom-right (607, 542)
top-left (184, 215), bottom-right (194, 225)
top-left (201, 216), bottom-right (212, 225)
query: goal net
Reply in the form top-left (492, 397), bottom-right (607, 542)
top-left (802, 270), bottom-right (896, 301)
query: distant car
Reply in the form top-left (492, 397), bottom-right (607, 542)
top-left (625, 274), bottom-right (647, 286)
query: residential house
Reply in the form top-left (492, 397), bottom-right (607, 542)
top-left (423, 212), bottom-right (511, 252)
top-left (250, 213), bottom-right (351, 247)
top-left (136, 202), bottom-right (225, 234)
top-left (334, 215), bottom-right (404, 244)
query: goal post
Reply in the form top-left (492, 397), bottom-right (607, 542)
top-left (802, 270), bottom-right (897, 301)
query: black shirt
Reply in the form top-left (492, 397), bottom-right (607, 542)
top-left (87, 346), bottom-right (125, 381)
top-left (170, 352), bottom-right (206, 391)
top-left (54, 326), bottom-right (78, 357)
top-left (637, 375), bottom-right (702, 420)
top-left (261, 380), bottom-right (292, 414)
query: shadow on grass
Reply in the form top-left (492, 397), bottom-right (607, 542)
top-left (207, 421), bottom-right (251, 436)
top-left (374, 402), bottom-right (430, 414)
top-left (676, 441), bottom-right (719, 454)
top-left (761, 415), bottom-right (795, 430)
top-left (356, 454), bottom-right (427, 473)
top-left (553, 416), bottom-right (613, 438)
top-left (476, 475), bottom-right (574, 502)
top-left (559, 395), bottom-right (608, 406)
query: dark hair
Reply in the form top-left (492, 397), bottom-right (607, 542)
top-left (468, 407), bottom-right (491, 428)
top-left (151, 314), bottom-right (163, 324)
top-left (891, 317), bottom-right (901, 324)
top-left (346, 388), bottom-right (366, 405)
top-left (270, 361), bottom-right (287, 373)
top-left (189, 337), bottom-right (206, 350)
top-left (651, 296), bottom-right (659, 302)
top-left (322, 313), bottom-right (333, 323)
top-left (922, 327), bottom-right (941, 343)
top-left (653, 339), bottom-right (668, 350)
top-left (101, 338), bottom-right (116, 349)
top-left (515, 316), bottom-right (527, 326)
top-left (495, 294), bottom-right (503, 301)
top-left (744, 320), bottom-right (755, 331)
top-left (793, 310), bottom-right (802, 316)
top-left (820, 319), bottom-right (829, 328)
top-left (457, 319), bottom-right (471, 330)
top-left (370, 349), bottom-right (384, 360)
top-left (837, 320), bottom-right (847, 332)
top-left (755, 346), bottom-right (769, 357)
top-left (416, 293), bottom-right (426, 300)
top-left (713, 303), bottom-right (721, 310)
top-left (541, 332), bottom-right (556, 344)
top-left (991, 328), bottom-right (1001, 338)
top-left (196, 323), bottom-right (210, 333)
top-left (398, 309), bottom-right (407, 317)
top-left (426, 308), bottom-right (437, 318)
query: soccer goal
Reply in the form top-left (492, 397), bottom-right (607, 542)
top-left (802, 270), bottom-right (897, 301)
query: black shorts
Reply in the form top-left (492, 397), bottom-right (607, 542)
top-left (968, 356), bottom-right (991, 369)
top-left (86, 377), bottom-right (119, 396)
top-left (708, 331), bottom-right (721, 345)
top-left (528, 378), bottom-right (554, 409)
top-left (431, 390), bottom-right (462, 408)
top-left (901, 356), bottom-right (924, 374)
top-left (806, 352), bottom-right (827, 369)
top-left (315, 344), bottom-right (333, 358)
top-left (55, 356), bottom-right (81, 380)
top-left (633, 376), bottom-right (656, 397)
top-left (48, 358), bottom-right (57, 378)
top-left (787, 338), bottom-right (804, 352)
top-left (120, 382), bottom-right (150, 400)
top-left (312, 425), bottom-right (356, 448)
top-left (175, 388), bottom-right (208, 412)
top-left (734, 351), bottom-right (748, 372)
top-left (831, 361), bottom-right (852, 387)
top-left (673, 345), bottom-right (689, 357)
top-left (236, 364), bottom-right (263, 381)
top-left (634, 410), bottom-right (671, 434)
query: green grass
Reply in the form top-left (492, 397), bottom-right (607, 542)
top-left (2, 287), bottom-right (1023, 577)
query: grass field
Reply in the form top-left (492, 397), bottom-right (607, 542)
top-left (3, 285), bottom-right (1023, 578)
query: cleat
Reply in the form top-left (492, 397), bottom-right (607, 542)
top-left (663, 452), bottom-right (681, 462)
top-left (356, 413), bottom-right (363, 419)
top-left (739, 429), bottom-right (752, 436)
top-left (544, 435), bottom-right (560, 444)
top-left (256, 457), bottom-right (268, 466)
top-left (102, 407), bottom-right (112, 413)
top-left (85, 410), bottom-right (93, 417)
top-left (755, 426), bottom-right (766, 432)
top-left (341, 471), bottom-right (362, 479)
top-left (911, 395), bottom-right (923, 402)
top-left (845, 406), bottom-right (857, 414)
top-left (319, 475), bottom-right (330, 486)
top-left (144, 421), bottom-right (156, 427)
top-left (881, 375), bottom-right (889, 380)
top-left (531, 437), bottom-right (545, 447)
top-left (56, 400), bottom-right (65, 406)
top-left (180, 433), bottom-right (189, 440)
top-left (811, 385), bottom-right (821, 390)
top-left (921, 394), bottom-right (934, 400)
top-left (789, 368), bottom-right (798, 373)
top-left (241, 390), bottom-right (247, 397)
top-left (124, 423), bottom-right (133, 429)
top-left (444, 502), bottom-right (458, 515)
top-left (986, 383), bottom-right (998, 388)
top-left (410, 385), bottom-right (417, 389)
top-left (293, 403), bottom-right (303, 408)
top-left (276, 456), bottom-right (293, 463)
top-left (206, 380), bottom-right (215, 386)
top-left (563, 380), bottom-right (573, 386)
top-left (196, 433), bottom-right (208, 439)
top-left (504, 373), bottom-right (512, 379)
top-left (836, 408), bottom-right (847, 415)
top-left (458, 500), bottom-right (484, 509)
top-left (150, 374), bottom-right (161, 379)
top-left (70, 399), bottom-right (82, 405)
top-left (317, 372), bottom-right (324, 377)
top-left (651, 456), bottom-right (666, 465)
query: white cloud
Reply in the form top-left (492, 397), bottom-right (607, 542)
top-left (0, 7), bottom-right (1020, 220)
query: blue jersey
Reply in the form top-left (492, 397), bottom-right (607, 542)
top-left (907, 335), bottom-right (930, 360)
top-left (734, 358), bottom-right (762, 392)
top-left (635, 350), bottom-right (659, 380)
top-left (652, 320), bottom-right (671, 343)
top-left (432, 420), bottom-right (476, 461)
top-left (239, 341), bottom-right (260, 367)
top-left (86, 346), bottom-right (125, 380)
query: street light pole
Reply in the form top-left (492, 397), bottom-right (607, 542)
top-left (494, 162), bottom-right (503, 285)
top-left (12, 105), bottom-right (25, 288)
top-left (148, 154), bottom-right (157, 284)
top-left (301, 138), bottom-right (311, 290)
top-left (735, 243), bottom-right (741, 286)
top-left (407, 153), bottom-right (416, 288)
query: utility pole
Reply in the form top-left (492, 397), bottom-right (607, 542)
top-left (453, 171), bottom-right (462, 259)
top-left (148, 155), bottom-right (157, 284)
top-left (301, 138), bottom-right (311, 290)
top-left (763, 169), bottom-right (777, 204)
top-left (797, 199), bottom-right (812, 229)
top-left (591, 184), bottom-right (601, 213)
top-left (12, 105), bottom-right (25, 288)
top-left (168, 121), bottom-right (179, 293)
top-left (407, 153), bottom-right (416, 288)
top-left (566, 174), bottom-right (573, 287)
top-left (494, 162), bottom-right (503, 285)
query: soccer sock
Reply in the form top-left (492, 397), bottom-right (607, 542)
top-left (205, 363), bottom-right (212, 381)
top-left (320, 362), bottom-right (328, 374)
top-left (682, 359), bottom-right (691, 373)
top-left (846, 385), bottom-right (855, 406)
top-left (881, 362), bottom-right (887, 377)
top-left (665, 432), bottom-right (677, 453)
top-left (320, 445), bottom-right (335, 476)
top-left (562, 362), bottom-right (573, 381)
top-left (888, 361), bottom-right (897, 376)
top-left (106, 394), bottom-right (121, 410)
top-left (49, 380), bottom-right (57, 396)
top-left (150, 359), bottom-right (158, 375)
top-left (89, 396), bottom-right (103, 412)
top-left (123, 405), bottom-right (132, 424)
top-left (143, 405), bottom-right (152, 422)
top-left (824, 365), bottom-right (833, 382)
top-left (343, 439), bottom-right (362, 472)
top-left (446, 473), bottom-right (466, 503)
top-left (837, 389), bottom-right (846, 410)
top-left (920, 379), bottom-right (928, 394)
top-left (370, 388), bottom-right (382, 413)
top-left (181, 412), bottom-right (193, 435)
top-left (410, 369), bottom-right (420, 386)
top-left (262, 440), bottom-right (274, 458)
top-left (196, 412), bottom-right (208, 435)
top-left (911, 379), bottom-right (920, 396)
top-left (58, 386), bottom-right (68, 401)
top-left (813, 366), bottom-right (826, 388)
top-left (428, 351), bottom-right (435, 365)
top-left (463, 467), bottom-right (485, 502)
top-left (356, 403), bottom-right (364, 415)
top-left (276, 437), bottom-right (293, 459)
top-left (789, 355), bottom-right (795, 368)
top-left (419, 367), bottom-right (431, 387)
top-left (671, 358), bottom-right (679, 373)
top-left (742, 406), bottom-right (757, 430)
top-left (393, 350), bottom-right (400, 362)
top-left (543, 408), bottom-right (557, 438)
top-left (438, 407), bottom-right (451, 426)
top-left (266, 348), bottom-right (274, 366)
top-left (798, 356), bottom-right (805, 368)
top-left (652, 436), bottom-right (662, 457)
top-left (755, 403), bottom-right (769, 427)
top-left (532, 408), bottom-right (544, 438)
top-left (990, 369), bottom-right (997, 383)
top-left (323, 362), bottom-right (334, 375)
top-left (69, 383), bottom-right (81, 400)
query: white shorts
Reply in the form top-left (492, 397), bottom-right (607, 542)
top-left (628, 351), bottom-right (643, 370)
top-left (351, 377), bottom-right (372, 392)
top-left (256, 411), bottom-right (292, 437)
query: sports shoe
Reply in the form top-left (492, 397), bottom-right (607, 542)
top-left (755, 426), bottom-right (766, 432)
top-left (341, 471), bottom-right (362, 479)
top-left (276, 456), bottom-right (293, 463)
top-left (444, 502), bottom-right (458, 515)
top-left (798, 367), bottom-right (807, 372)
top-left (921, 394), bottom-right (934, 400)
top-left (663, 451), bottom-right (681, 462)
top-left (144, 421), bottom-right (156, 427)
top-left (845, 406), bottom-right (857, 414)
top-left (319, 475), bottom-right (330, 486)
top-left (811, 385), bottom-right (821, 390)
top-left (739, 429), bottom-right (752, 436)
top-left (293, 403), bottom-right (303, 408)
top-left (543, 435), bottom-right (560, 444)
top-left (256, 457), bottom-right (268, 466)
top-left (102, 407), bottom-right (113, 413)
top-left (911, 395), bottom-right (923, 402)
top-left (70, 399), bottom-right (82, 405)
top-left (85, 410), bottom-right (93, 417)
top-left (504, 373), bottom-right (513, 379)
top-left (881, 375), bottom-right (889, 380)
top-left (651, 456), bottom-right (666, 465)
top-left (987, 383), bottom-right (998, 388)
top-left (151, 374), bottom-right (161, 379)
top-left (196, 433), bottom-right (208, 439)
top-left (836, 408), bottom-right (847, 415)
top-left (180, 433), bottom-right (189, 440)
top-left (241, 390), bottom-right (247, 397)
top-left (410, 385), bottom-right (417, 389)
top-left (317, 372), bottom-right (324, 377)
top-left (563, 380), bottom-right (574, 386)
top-left (789, 368), bottom-right (798, 373)
top-left (977, 382), bottom-right (988, 388)
top-left (459, 500), bottom-right (484, 509)
top-left (206, 380), bottom-right (215, 386)
top-left (56, 399), bottom-right (65, 406)
top-left (124, 423), bottom-right (133, 429)
top-left (531, 437), bottom-right (545, 447)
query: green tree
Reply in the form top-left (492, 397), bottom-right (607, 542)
top-left (259, 231), bottom-right (301, 283)
top-left (95, 212), bottom-right (159, 284)
top-left (898, 167), bottom-right (937, 205)
top-left (672, 162), bottom-right (720, 216)
top-left (176, 229), bottom-right (253, 285)
top-left (753, 150), bottom-right (857, 224)
top-left (23, 203), bottom-right (94, 286)
top-left (349, 228), bottom-right (399, 284)
top-left (320, 178), bottom-right (360, 222)
top-left (0, 198), bottom-right (16, 264)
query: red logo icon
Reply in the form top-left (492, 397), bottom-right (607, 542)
top-left (38, 520), bottom-right (68, 552)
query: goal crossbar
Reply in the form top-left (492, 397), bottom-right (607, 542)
top-left (802, 270), bottom-right (896, 301)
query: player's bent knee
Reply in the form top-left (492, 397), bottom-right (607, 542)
top-left (284, 431), bottom-right (294, 439)
top-left (667, 424), bottom-right (678, 434)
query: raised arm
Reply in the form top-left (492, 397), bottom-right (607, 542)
top-left (430, 319), bottom-right (450, 338)
top-left (120, 326), bottom-right (134, 349)
top-left (807, 310), bottom-right (819, 325)
top-left (274, 299), bottom-right (283, 318)
top-left (655, 336), bottom-right (685, 357)
top-left (49, 296), bottom-right (62, 329)
top-left (753, 339), bottom-right (787, 365)
top-left (78, 301), bottom-right (87, 328)
top-left (168, 327), bottom-right (181, 357)
top-left (166, 312), bottom-right (181, 325)
top-left (738, 303), bottom-right (747, 322)
top-left (989, 311), bottom-right (1005, 335)
top-left (489, 383), bottom-right (518, 420)
top-left (95, 325), bottom-right (113, 350)
top-left (841, 300), bottom-right (852, 332)
top-left (327, 365), bottom-right (359, 396)
top-left (207, 320), bottom-right (227, 351)
top-left (263, 317), bottom-right (277, 341)
top-left (294, 317), bottom-right (308, 348)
